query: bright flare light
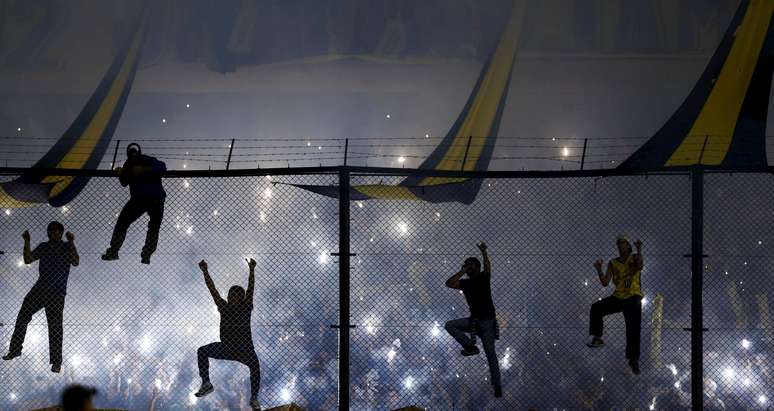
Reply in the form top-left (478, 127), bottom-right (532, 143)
top-left (741, 338), bottom-right (751, 349)
top-left (562, 147), bottom-right (569, 157)
top-left (318, 251), bottom-right (329, 265)
top-left (140, 334), bottom-right (153, 353)
top-left (398, 156), bottom-right (406, 164)
top-left (387, 349), bottom-right (396, 362)
top-left (262, 187), bottom-right (273, 199)
top-left (9, 392), bottom-right (17, 401)
top-left (430, 321), bottom-right (440, 337)
top-left (758, 395), bottom-right (768, 405)
top-left (403, 376), bottom-right (415, 389)
top-left (71, 354), bottom-right (83, 368)
top-left (281, 388), bottom-right (291, 402)
top-left (397, 222), bottom-right (409, 235)
top-left (667, 364), bottom-right (678, 376)
top-left (4, 209), bottom-right (11, 216)
top-left (722, 367), bottom-right (736, 381)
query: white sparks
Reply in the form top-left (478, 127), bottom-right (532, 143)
top-left (674, 381), bottom-right (681, 389)
top-left (9, 392), bottom-right (17, 401)
top-left (562, 147), bottom-right (569, 157)
top-left (17, 259), bottom-right (24, 267)
top-left (139, 334), bottom-right (153, 353)
top-left (183, 179), bottom-right (190, 188)
top-left (4, 209), bottom-right (11, 216)
top-left (722, 367), bottom-right (736, 381)
top-left (759, 395), bottom-right (768, 405)
top-left (364, 317), bottom-right (377, 334)
top-left (306, 141), bottom-right (311, 147)
top-left (403, 376), bottom-right (415, 389)
top-left (743, 377), bottom-right (752, 386)
top-left (583, 279), bottom-right (589, 287)
top-left (161, 118), bottom-right (167, 123)
top-left (71, 354), bottom-right (84, 368)
top-left (356, 201), bottom-right (364, 208)
top-left (185, 103), bottom-right (190, 108)
top-left (16, 127), bottom-right (21, 132)
top-left (398, 156), bottom-right (406, 164)
top-left (113, 353), bottom-right (123, 365)
top-left (318, 251), bottom-right (329, 265)
top-left (641, 297), bottom-right (648, 307)
top-left (600, 376), bottom-right (604, 382)
top-left (397, 222), bottom-right (409, 235)
top-left (185, 226), bottom-right (193, 236)
top-left (127, 378), bottom-right (133, 384)
top-left (741, 338), bottom-right (751, 349)
top-left (262, 187), bottom-right (273, 199)
top-left (61, 205), bottom-right (69, 213)
top-left (280, 388), bottom-right (291, 402)
top-left (425, 133), bottom-right (430, 138)
top-left (757, 240), bottom-right (763, 245)
top-left (212, 209), bottom-right (219, 216)
top-left (667, 364), bottom-right (678, 376)
top-left (431, 321), bottom-right (441, 337)
top-left (318, 146), bottom-right (322, 150)
top-left (386, 114), bottom-right (391, 119)
top-left (387, 349), bottom-right (396, 362)
top-left (155, 379), bottom-right (162, 390)
top-left (259, 211), bottom-right (267, 222)
top-left (310, 241), bottom-right (317, 248)
top-left (501, 347), bottom-right (512, 370)
top-left (182, 164), bottom-right (187, 169)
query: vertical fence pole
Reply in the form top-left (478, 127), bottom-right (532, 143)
top-left (338, 166), bottom-right (351, 410)
top-left (461, 135), bottom-right (473, 170)
top-left (226, 138), bottom-right (235, 170)
top-left (111, 140), bottom-right (121, 170)
top-left (344, 138), bottom-right (349, 166)
top-left (580, 138), bottom-right (588, 170)
top-left (690, 166), bottom-right (705, 410)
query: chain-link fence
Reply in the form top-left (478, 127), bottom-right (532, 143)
top-left (0, 167), bottom-right (771, 410)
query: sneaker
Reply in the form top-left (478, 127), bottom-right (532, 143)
top-left (249, 398), bottom-right (261, 410)
top-left (51, 363), bottom-right (61, 373)
top-left (460, 345), bottom-right (480, 356)
top-left (585, 337), bottom-right (604, 348)
top-left (140, 255), bottom-right (151, 265)
top-left (629, 360), bottom-right (641, 375)
top-left (194, 381), bottom-right (214, 398)
top-left (2, 351), bottom-right (21, 361)
top-left (493, 384), bottom-right (502, 398)
top-left (101, 249), bottom-right (119, 261)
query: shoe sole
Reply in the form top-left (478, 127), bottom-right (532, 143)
top-left (194, 387), bottom-right (214, 398)
top-left (585, 343), bottom-right (604, 348)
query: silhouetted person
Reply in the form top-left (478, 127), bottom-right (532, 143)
top-left (62, 384), bottom-right (96, 411)
top-left (102, 143), bottom-right (166, 264)
top-left (3, 221), bottom-right (79, 373)
top-left (194, 258), bottom-right (261, 410)
top-left (444, 241), bottom-right (502, 398)
top-left (586, 236), bottom-right (644, 375)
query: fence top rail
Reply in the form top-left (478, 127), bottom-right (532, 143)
top-left (0, 165), bottom-right (771, 179)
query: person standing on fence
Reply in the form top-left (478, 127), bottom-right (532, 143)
top-left (194, 258), bottom-right (262, 410)
top-left (444, 241), bottom-right (502, 398)
top-left (101, 143), bottom-right (166, 265)
top-left (586, 236), bottom-right (644, 375)
top-left (3, 221), bottom-right (79, 373)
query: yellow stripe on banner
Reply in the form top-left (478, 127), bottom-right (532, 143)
top-left (420, 0), bottom-right (523, 186)
top-left (0, 186), bottom-right (37, 208)
top-left (353, 185), bottom-right (420, 200)
top-left (42, 30), bottom-right (144, 196)
top-left (667, 0), bottom-right (774, 166)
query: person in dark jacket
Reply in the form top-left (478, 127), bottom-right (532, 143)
top-left (3, 221), bottom-right (79, 373)
top-left (102, 143), bottom-right (166, 264)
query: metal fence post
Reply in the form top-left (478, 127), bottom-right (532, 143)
top-left (338, 166), bottom-right (351, 410)
top-left (226, 138), bottom-right (235, 170)
top-left (111, 140), bottom-right (121, 170)
top-left (690, 165), bottom-right (705, 410)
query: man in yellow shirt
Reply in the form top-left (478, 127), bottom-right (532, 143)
top-left (586, 236), bottom-right (643, 375)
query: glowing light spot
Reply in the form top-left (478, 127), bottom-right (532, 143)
top-left (16, 127), bottom-right (21, 132)
top-left (259, 211), bottom-right (267, 222)
top-left (61, 206), bottom-right (69, 213)
top-left (387, 349), bottom-right (396, 362)
top-left (431, 322), bottom-right (440, 337)
top-left (113, 353), bottom-right (123, 365)
top-left (318, 146), bottom-right (322, 150)
top-left (386, 114), bottom-right (391, 119)
top-left (600, 376), bottom-right (604, 382)
top-left (318, 251), bottom-right (329, 265)
top-left (183, 180), bottom-right (190, 188)
top-left (403, 376), bottom-right (415, 389)
top-left (17, 259), bottom-right (24, 267)
top-left (722, 367), bottom-right (735, 381)
top-left (262, 187), bottom-right (273, 199)
top-left (213, 209), bottom-right (219, 216)
top-left (425, 133), bottom-right (430, 138)
top-left (356, 201), bottom-right (364, 208)
top-left (674, 381), bottom-right (681, 389)
top-left (759, 395), bottom-right (768, 405)
top-left (398, 156), bottom-right (406, 164)
top-left (155, 379), bottom-right (162, 390)
top-left (641, 297), bottom-right (648, 307)
top-left (397, 222), bottom-right (409, 235)
top-left (741, 339), bottom-right (751, 349)
top-left (743, 378), bottom-right (752, 386)
top-left (185, 226), bottom-right (193, 236)
top-left (29, 332), bottom-right (41, 345)
top-left (188, 393), bottom-right (197, 405)
top-left (9, 392), bottom-right (17, 401)
top-left (140, 334), bottom-right (153, 353)
top-left (183, 164), bottom-right (187, 169)
top-left (161, 118), bottom-right (167, 123)
top-left (4, 209), bottom-right (11, 216)
top-left (310, 241), bottom-right (317, 247)
top-left (306, 141), bottom-right (311, 147)
top-left (562, 147), bottom-right (569, 157)
top-left (71, 354), bottom-right (84, 368)
top-left (281, 388), bottom-right (291, 402)
top-left (185, 103), bottom-right (190, 108)
top-left (667, 364), bottom-right (678, 376)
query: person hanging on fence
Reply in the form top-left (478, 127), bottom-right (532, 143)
top-left (3, 221), bottom-right (79, 373)
top-left (586, 236), bottom-right (644, 375)
top-left (444, 241), bottom-right (502, 398)
top-left (194, 258), bottom-right (262, 411)
top-left (101, 143), bottom-right (166, 264)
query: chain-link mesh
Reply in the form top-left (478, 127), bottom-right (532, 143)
top-left (704, 172), bottom-right (774, 411)
top-left (0, 168), bottom-right (770, 410)
top-left (0, 172), bottom-right (340, 410)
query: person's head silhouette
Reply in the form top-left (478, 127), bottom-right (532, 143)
top-left (61, 384), bottom-right (96, 411)
top-left (126, 143), bottom-right (141, 159)
top-left (227, 285), bottom-right (246, 304)
top-left (47, 221), bottom-right (64, 241)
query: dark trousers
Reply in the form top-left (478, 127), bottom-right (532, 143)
top-left (109, 196), bottom-right (165, 257)
top-left (9, 284), bottom-right (65, 365)
top-left (197, 342), bottom-right (261, 398)
top-left (589, 295), bottom-right (642, 360)
top-left (445, 317), bottom-right (501, 387)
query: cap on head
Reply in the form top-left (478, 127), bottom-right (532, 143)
top-left (62, 384), bottom-right (97, 411)
top-left (126, 143), bottom-right (141, 157)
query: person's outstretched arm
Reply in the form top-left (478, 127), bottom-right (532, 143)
top-left (478, 241), bottom-right (491, 275)
top-left (633, 239), bottom-right (644, 270)
top-left (199, 260), bottom-right (225, 307)
top-left (445, 266), bottom-right (465, 289)
top-left (22, 230), bottom-right (35, 264)
top-left (65, 231), bottom-right (79, 266)
top-left (594, 259), bottom-right (612, 287)
top-left (245, 258), bottom-right (256, 302)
